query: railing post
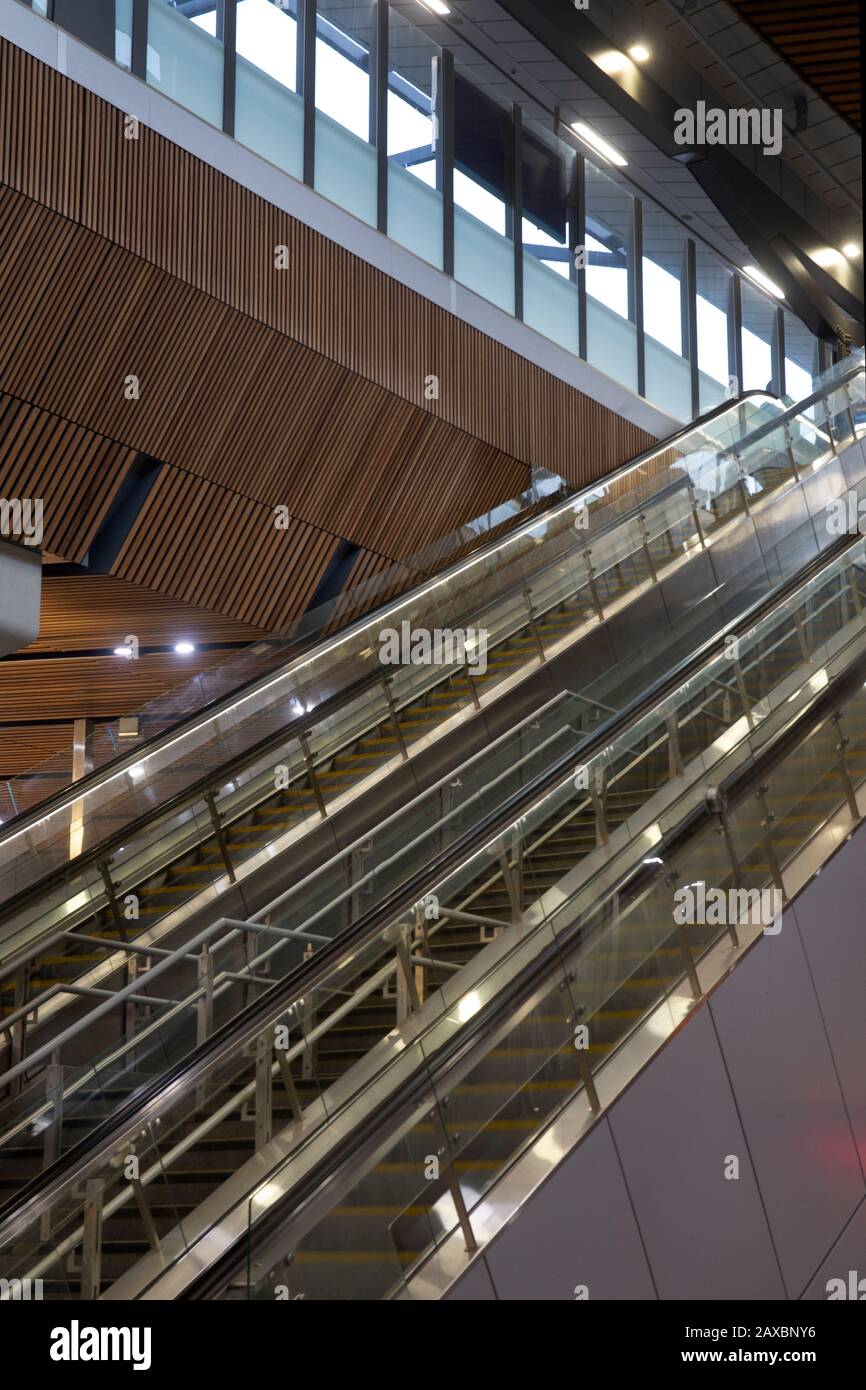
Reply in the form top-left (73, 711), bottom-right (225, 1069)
top-left (755, 785), bottom-right (784, 892)
top-left (575, 1042), bottom-right (601, 1114)
top-left (196, 945), bottom-right (214, 1108)
top-left (205, 792), bottom-right (236, 883)
top-left (686, 479), bottom-right (707, 548)
top-left (301, 943), bottom-right (317, 1081)
top-left (97, 858), bottom-right (129, 942)
top-left (523, 588), bottom-right (547, 663)
top-left (394, 923), bottom-right (421, 1024)
top-left (666, 712), bottom-right (685, 779)
top-left (429, 1103), bottom-right (478, 1254)
top-left (298, 730), bottom-right (328, 818)
top-left (831, 712), bottom-right (860, 819)
top-left (590, 767), bottom-right (609, 846)
top-left (637, 513), bottom-right (659, 583)
top-left (8, 964), bottom-right (29, 1096)
top-left (381, 676), bottom-right (410, 761)
top-left (254, 1029), bottom-right (274, 1151)
top-left (846, 562), bottom-right (862, 618)
top-left (582, 547), bottom-right (605, 621)
top-left (80, 1179), bottom-right (105, 1300)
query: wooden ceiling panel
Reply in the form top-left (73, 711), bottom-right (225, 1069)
top-left (732, 1), bottom-right (861, 128)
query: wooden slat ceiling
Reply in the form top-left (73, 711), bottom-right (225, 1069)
top-left (731, 1), bottom-right (861, 128)
top-left (0, 34), bottom-right (656, 786)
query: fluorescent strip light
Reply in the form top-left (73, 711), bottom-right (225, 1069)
top-left (742, 264), bottom-right (784, 300)
top-left (570, 121), bottom-right (627, 167)
top-left (416, 0), bottom-right (450, 14)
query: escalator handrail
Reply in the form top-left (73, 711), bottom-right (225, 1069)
top-left (0, 384), bottom-right (809, 931)
top-left (0, 526), bottom-right (858, 1243)
top-left (0, 386), bottom-right (784, 851)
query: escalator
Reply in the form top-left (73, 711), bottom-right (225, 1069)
top-left (1, 360), bottom-right (862, 1096)
top-left (2, 506), bottom-right (865, 1299)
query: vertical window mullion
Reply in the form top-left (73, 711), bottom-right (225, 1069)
top-left (684, 238), bottom-right (699, 418)
top-left (131, 0), bottom-right (148, 79)
top-left (300, 0), bottom-right (316, 187)
top-left (575, 150), bottom-right (587, 359)
top-left (633, 197), bottom-right (645, 398)
top-left (222, 0), bottom-right (236, 138)
top-left (728, 273), bottom-right (743, 397)
top-left (440, 48), bottom-right (454, 278)
top-left (773, 305), bottom-right (785, 396)
top-left (512, 103), bottom-right (523, 321)
top-left (374, 0), bottom-right (388, 234)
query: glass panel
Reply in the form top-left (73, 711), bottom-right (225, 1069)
top-left (453, 65), bottom-right (514, 314)
top-left (146, 0), bottom-right (224, 128)
top-left (741, 276), bottom-right (776, 392)
top-left (521, 120), bottom-right (578, 350)
top-left (695, 244), bottom-right (734, 410)
top-left (585, 160), bottom-right (636, 391)
top-left (387, 6), bottom-right (442, 268)
top-left (315, 0), bottom-right (377, 225)
top-left (642, 200), bottom-right (691, 418)
top-left (783, 309), bottom-right (819, 403)
top-left (116, 0), bottom-right (133, 68)
top-left (235, 0), bottom-right (303, 178)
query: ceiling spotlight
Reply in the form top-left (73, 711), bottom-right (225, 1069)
top-left (812, 247), bottom-right (842, 268)
top-left (113, 645), bottom-right (133, 658)
top-left (174, 641), bottom-right (196, 655)
top-left (629, 44), bottom-right (651, 62)
top-left (843, 243), bottom-right (860, 258)
top-left (571, 121), bottom-right (628, 167)
top-left (416, 0), bottom-right (450, 15)
top-left (595, 49), bottom-right (630, 75)
top-left (742, 265), bottom-right (784, 300)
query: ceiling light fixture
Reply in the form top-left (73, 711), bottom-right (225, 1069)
top-left (113, 645), bottom-right (133, 658)
top-left (742, 264), bottom-right (784, 300)
top-left (595, 49), bottom-right (630, 75)
top-left (571, 121), bottom-right (627, 167)
top-left (843, 242), bottom-right (860, 258)
top-left (174, 641), bottom-right (196, 655)
top-left (416, 0), bottom-right (450, 15)
top-left (628, 44), bottom-right (650, 62)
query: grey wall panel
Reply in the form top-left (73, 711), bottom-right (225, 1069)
top-left (801, 1197), bottom-right (866, 1301)
top-left (443, 1255), bottom-right (498, 1301)
top-left (789, 830), bottom-right (866, 1176)
top-left (608, 1006), bottom-right (785, 1300)
top-left (709, 922), bottom-right (865, 1296)
top-left (477, 1119), bottom-right (657, 1301)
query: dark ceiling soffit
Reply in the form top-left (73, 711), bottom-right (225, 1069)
top-left (494, 0), bottom-right (863, 336)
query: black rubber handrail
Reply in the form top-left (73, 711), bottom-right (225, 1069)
top-left (0, 387), bottom-right (792, 936)
top-left (180, 640), bottom-right (866, 1303)
top-left (0, 526), bottom-right (858, 1244)
top-left (0, 386), bottom-right (780, 849)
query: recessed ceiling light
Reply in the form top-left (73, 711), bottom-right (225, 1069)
top-left (416, 0), bottom-right (449, 15)
top-left (571, 121), bottom-right (628, 167)
top-left (812, 246), bottom-right (842, 268)
top-left (113, 645), bottom-right (133, 658)
top-left (742, 264), bottom-right (784, 300)
top-left (843, 242), bottom-right (860, 258)
top-left (595, 49), bottom-right (630, 75)
top-left (174, 641), bottom-right (196, 655)
top-left (629, 44), bottom-right (651, 62)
